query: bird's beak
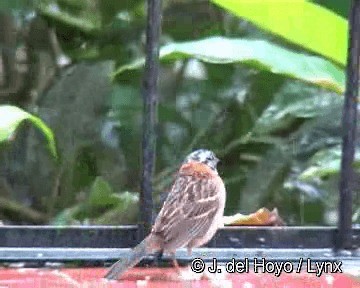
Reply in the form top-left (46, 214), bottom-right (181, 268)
top-left (215, 157), bottom-right (220, 164)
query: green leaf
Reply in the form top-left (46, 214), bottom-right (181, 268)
top-left (98, 0), bottom-right (143, 25)
top-left (38, 2), bottom-right (100, 34)
top-left (211, 0), bottom-right (347, 66)
top-left (299, 146), bottom-right (360, 180)
top-left (113, 37), bottom-right (345, 94)
top-left (88, 176), bottom-right (116, 208)
top-left (50, 206), bottom-right (82, 225)
top-left (253, 81), bottom-right (343, 135)
top-left (94, 191), bottom-right (139, 224)
top-left (52, 183), bottom-right (139, 224)
top-left (0, 105), bottom-right (57, 159)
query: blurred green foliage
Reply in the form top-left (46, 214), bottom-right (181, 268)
top-left (0, 0), bottom-right (358, 225)
top-left (51, 177), bottom-right (138, 225)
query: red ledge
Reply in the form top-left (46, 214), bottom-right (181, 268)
top-left (0, 268), bottom-right (358, 288)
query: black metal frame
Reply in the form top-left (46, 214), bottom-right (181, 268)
top-left (0, 226), bottom-right (358, 274)
top-left (0, 226), bottom-right (358, 249)
top-left (0, 226), bottom-right (358, 264)
top-left (140, 0), bottom-right (162, 238)
top-left (337, 0), bottom-right (360, 251)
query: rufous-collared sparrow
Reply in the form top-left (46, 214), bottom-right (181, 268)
top-left (105, 149), bottom-right (226, 280)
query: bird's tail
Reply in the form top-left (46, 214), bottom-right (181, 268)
top-left (104, 235), bottom-right (159, 280)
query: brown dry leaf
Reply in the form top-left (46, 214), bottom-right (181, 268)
top-left (223, 207), bottom-right (285, 226)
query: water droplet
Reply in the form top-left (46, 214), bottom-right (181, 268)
top-left (256, 237), bottom-right (266, 244)
top-left (242, 281), bottom-right (255, 288)
top-left (9, 262), bottom-right (25, 268)
top-left (323, 252), bottom-right (333, 257)
top-left (353, 248), bottom-right (360, 257)
top-left (228, 237), bottom-right (240, 244)
top-left (325, 275), bottom-right (334, 285)
top-left (335, 249), bottom-right (352, 257)
top-left (45, 262), bottom-right (63, 268)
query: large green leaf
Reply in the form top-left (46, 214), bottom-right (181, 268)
top-left (0, 105), bottom-right (57, 159)
top-left (113, 37), bottom-right (345, 94)
top-left (211, 0), bottom-right (347, 66)
top-left (299, 146), bottom-right (360, 181)
top-left (253, 81), bottom-right (343, 135)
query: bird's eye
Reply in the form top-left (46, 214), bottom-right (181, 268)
top-left (206, 156), bottom-right (213, 161)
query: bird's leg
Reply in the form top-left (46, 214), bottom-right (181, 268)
top-left (153, 250), bottom-right (163, 267)
top-left (170, 252), bottom-right (181, 272)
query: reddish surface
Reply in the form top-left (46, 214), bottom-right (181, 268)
top-left (0, 267), bottom-right (358, 288)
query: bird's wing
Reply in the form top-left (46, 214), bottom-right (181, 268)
top-left (152, 174), bottom-right (221, 250)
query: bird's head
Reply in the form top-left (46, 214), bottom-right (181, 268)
top-left (183, 149), bottom-right (220, 171)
